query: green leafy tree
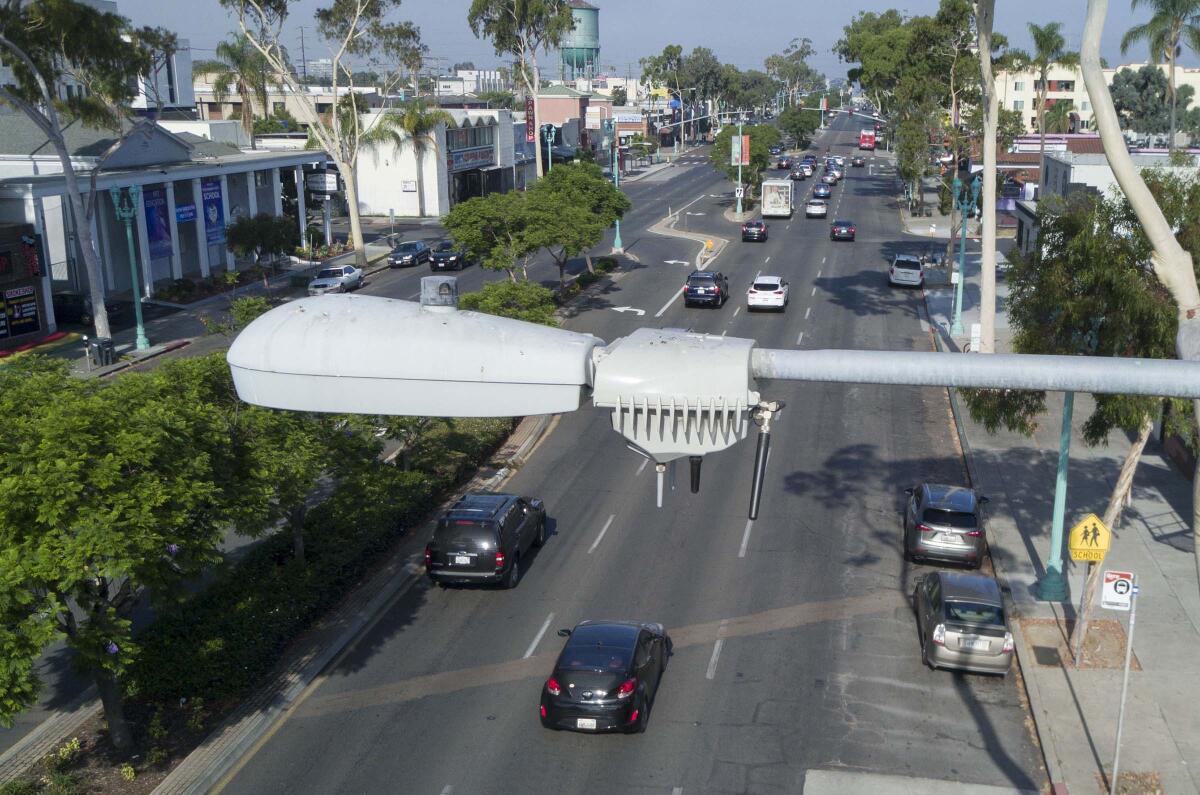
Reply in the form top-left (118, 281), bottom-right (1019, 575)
top-left (1110, 64), bottom-right (1196, 134)
top-left (1043, 99), bottom-right (1074, 133)
top-left (0, 355), bottom-right (260, 750)
top-left (459, 280), bottom-right (559, 326)
top-left (709, 124), bottom-right (778, 195)
top-left (193, 38), bottom-right (273, 149)
top-left (468, 0), bottom-right (575, 178)
top-left (834, 9), bottom-right (910, 116)
top-left (524, 162), bottom-right (630, 287)
top-left (765, 38), bottom-right (823, 108)
top-left (222, 0), bottom-right (426, 269)
top-left (610, 85), bottom-right (627, 106)
top-left (226, 213), bottom-right (298, 291)
top-left (1120, 0), bottom-right (1200, 151)
top-left (443, 190), bottom-right (537, 282)
top-left (777, 105), bottom-right (819, 147)
top-left (476, 90), bottom-right (515, 108)
top-left (361, 100), bottom-right (454, 217)
top-left (1008, 22), bottom-right (1079, 179)
top-left (680, 46), bottom-right (724, 135)
top-left (0, 0), bottom-right (170, 341)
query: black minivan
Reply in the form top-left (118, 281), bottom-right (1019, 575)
top-left (425, 492), bottom-right (546, 589)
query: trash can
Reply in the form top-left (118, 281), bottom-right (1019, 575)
top-left (89, 336), bottom-right (115, 367)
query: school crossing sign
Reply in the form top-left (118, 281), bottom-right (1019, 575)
top-left (1068, 513), bottom-right (1111, 562)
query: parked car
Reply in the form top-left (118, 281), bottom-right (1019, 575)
top-left (829, 219), bottom-right (856, 241)
top-left (540, 620), bottom-right (670, 733)
top-left (746, 275), bottom-right (789, 311)
top-left (307, 264), bottom-right (363, 295)
top-left (903, 482), bottom-right (988, 567)
top-left (812, 184), bottom-right (832, 199)
top-left (769, 145), bottom-right (783, 155)
top-left (741, 220), bottom-right (769, 242)
top-left (51, 290), bottom-right (127, 328)
top-left (683, 270), bottom-right (729, 307)
top-left (387, 240), bottom-right (430, 267)
top-left (888, 255), bottom-right (925, 287)
top-left (851, 155), bottom-right (866, 167)
top-left (804, 198), bottom-right (828, 218)
top-left (429, 239), bottom-right (470, 270)
top-left (424, 492), bottom-right (546, 589)
top-left (913, 571), bottom-right (1013, 675)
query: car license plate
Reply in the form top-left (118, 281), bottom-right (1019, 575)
top-left (959, 637), bottom-right (989, 651)
top-left (576, 718), bottom-right (597, 730)
top-left (454, 555), bottom-right (471, 566)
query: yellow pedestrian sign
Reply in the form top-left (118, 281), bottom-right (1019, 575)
top-left (1068, 513), bottom-right (1111, 562)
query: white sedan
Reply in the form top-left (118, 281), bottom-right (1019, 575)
top-left (307, 264), bottom-right (364, 295)
top-left (747, 275), bottom-right (789, 311)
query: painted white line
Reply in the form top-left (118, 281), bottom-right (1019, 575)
top-left (440, 787), bottom-right (453, 795)
top-left (786, 224), bottom-right (791, 230)
top-left (764, 256), bottom-right (771, 264)
top-left (706, 621), bottom-right (729, 680)
top-left (738, 519), bottom-right (754, 558)
top-left (636, 457), bottom-right (649, 476)
top-left (654, 288), bottom-right (682, 318)
top-left (816, 269), bottom-right (821, 278)
top-left (821, 256), bottom-right (826, 264)
top-left (407, 292), bottom-right (420, 300)
top-left (754, 269), bottom-right (761, 279)
top-left (805, 306), bottom-right (811, 319)
top-left (588, 515), bottom-right (616, 554)
top-left (733, 306), bottom-right (741, 317)
top-left (524, 613), bottom-right (555, 658)
top-left (672, 789), bottom-right (684, 795)
top-left (797, 331), bottom-right (805, 345)
top-left (811, 286), bottom-right (817, 297)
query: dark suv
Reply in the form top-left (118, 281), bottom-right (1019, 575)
top-left (425, 492), bottom-right (546, 588)
top-left (683, 270), bottom-right (729, 307)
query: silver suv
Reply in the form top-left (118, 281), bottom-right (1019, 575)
top-left (903, 482), bottom-right (988, 567)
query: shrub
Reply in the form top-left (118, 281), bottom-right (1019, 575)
top-left (594, 256), bottom-right (618, 273)
top-left (459, 281), bottom-right (559, 326)
top-left (577, 270), bottom-right (600, 287)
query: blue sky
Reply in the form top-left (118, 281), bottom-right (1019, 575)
top-left (119, 0), bottom-right (1186, 79)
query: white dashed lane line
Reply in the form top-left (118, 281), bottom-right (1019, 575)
top-left (706, 620), bottom-right (729, 680)
top-left (805, 307), bottom-right (811, 319)
top-left (523, 613), bottom-right (555, 659)
top-left (588, 515), bottom-right (616, 554)
top-left (797, 331), bottom-right (805, 345)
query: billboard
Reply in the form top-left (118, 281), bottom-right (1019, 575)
top-left (201, 178), bottom-right (225, 246)
top-left (142, 187), bottom-right (173, 260)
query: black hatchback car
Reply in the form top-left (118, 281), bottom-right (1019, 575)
top-left (424, 492), bottom-right (546, 588)
top-left (741, 220), bottom-right (768, 242)
top-left (830, 219), bottom-right (856, 241)
top-left (429, 239), bottom-right (470, 270)
top-left (683, 270), bottom-right (729, 307)
top-left (540, 620), bottom-right (670, 733)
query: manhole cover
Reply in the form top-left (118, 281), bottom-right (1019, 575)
top-left (1032, 645), bottom-right (1062, 666)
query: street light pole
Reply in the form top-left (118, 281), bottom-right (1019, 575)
top-left (605, 114), bottom-right (624, 254)
top-left (950, 174), bottom-right (980, 336)
top-left (1037, 390), bottom-right (1074, 601)
top-left (108, 185), bottom-right (150, 351)
top-left (736, 118), bottom-right (744, 216)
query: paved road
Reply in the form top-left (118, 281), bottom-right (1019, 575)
top-left (220, 116), bottom-right (1040, 794)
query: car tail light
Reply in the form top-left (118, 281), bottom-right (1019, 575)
top-left (1002, 632), bottom-right (1015, 653)
top-left (539, 704), bottom-right (548, 717)
top-left (424, 545), bottom-right (432, 567)
top-left (917, 523), bottom-right (935, 533)
top-left (966, 529), bottom-right (983, 537)
top-left (616, 679), bottom-right (636, 699)
top-left (932, 623), bottom-right (946, 646)
top-left (546, 677), bottom-right (561, 696)
top-left (889, 267), bottom-right (896, 276)
top-left (849, 227), bottom-right (856, 234)
top-left (774, 290), bottom-right (784, 295)
top-left (494, 550), bottom-right (506, 569)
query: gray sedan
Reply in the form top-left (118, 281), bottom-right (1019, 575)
top-left (307, 264), bottom-right (363, 295)
top-left (913, 571), bottom-right (1013, 675)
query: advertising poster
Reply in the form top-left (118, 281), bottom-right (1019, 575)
top-left (143, 187), bottom-right (173, 259)
top-left (0, 285), bottom-right (40, 338)
top-left (202, 178), bottom-right (225, 246)
top-left (176, 202), bottom-right (196, 223)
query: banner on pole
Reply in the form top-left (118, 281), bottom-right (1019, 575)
top-left (730, 134), bottom-right (741, 166)
top-left (525, 97), bottom-right (535, 142)
top-left (740, 135), bottom-right (750, 166)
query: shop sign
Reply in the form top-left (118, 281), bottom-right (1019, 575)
top-left (176, 203), bottom-right (196, 223)
top-left (0, 284), bottom-right (40, 338)
top-left (525, 97), bottom-right (536, 142)
top-left (448, 146), bottom-right (495, 172)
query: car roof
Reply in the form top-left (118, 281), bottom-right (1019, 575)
top-left (745, 220), bottom-right (764, 226)
top-left (754, 275), bottom-right (783, 285)
top-left (938, 572), bottom-right (1003, 605)
top-left (394, 241), bottom-right (422, 249)
top-left (832, 219), bottom-right (853, 225)
top-left (894, 255), bottom-right (922, 265)
top-left (444, 491), bottom-right (516, 520)
top-left (922, 483), bottom-right (978, 512)
top-left (807, 198), bottom-right (826, 204)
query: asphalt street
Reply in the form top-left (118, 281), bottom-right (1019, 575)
top-left (219, 115), bottom-right (1046, 795)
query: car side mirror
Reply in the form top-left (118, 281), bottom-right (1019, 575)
top-left (556, 628), bottom-right (571, 638)
top-left (904, 487), bottom-right (914, 496)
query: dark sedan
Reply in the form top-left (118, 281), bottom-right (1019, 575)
top-left (741, 220), bottom-right (768, 242)
top-left (776, 157), bottom-right (792, 170)
top-left (387, 240), bottom-right (430, 267)
top-left (830, 219), bottom-right (856, 241)
top-left (851, 155), bottom-right (866, 167)
top-left (429, 239), bottom-right (470, 271)
top-left (788, 169), bottom-right (807, 181)
top-left (540, 620), bottom-right (670, 733)
top-left (51, 290), bottom-right (127, 328)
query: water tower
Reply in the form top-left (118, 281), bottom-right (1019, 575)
top-left (560, 0), bottom-right (600, 81)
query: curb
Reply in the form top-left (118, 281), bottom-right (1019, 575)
top-left (151, 414), bottom-right (558, 795)
top-left (0, 696), bottom-right (101, 783)
top-left (92, 339), bottom-right (193, 379)
top-left (921, 285), bottom-right (1063, 794)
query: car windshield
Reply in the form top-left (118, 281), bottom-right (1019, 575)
top-left (687, 275), bottom-right (716, 285)
top-left (559, 645), bottom-right (633, 672)
top-left (434, 241), bottom-right (455, 252)
top-left (435, 519), bottom-right (497, 546)
top-left (753, 281), bottom-right (780, 291)
top-left (945, 600), bottom-right (1004, 626)
top-left (894, 259), bottom-right (922, 270)
top-left (923, 508), bottom-right (977, 528)
top-left (745, 222), bottom-right (762, 228)
top-left (395, 243), bottom-right (420, 253)
top-left (316, 269), bottom-right (341, 279)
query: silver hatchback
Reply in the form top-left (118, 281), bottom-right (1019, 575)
top-left (913, 571), bottom-right (1013, 675)
top-left (903, 483), bottom-right (987, 567)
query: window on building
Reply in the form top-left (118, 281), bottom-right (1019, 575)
top-left (1081, 100), bottom-right (1091, 111)
top-left (1014, 80), bottom-right (1025, 91)
top-left (1078, 119), bottom-right (1090, 130)
top-left (1013, 99), bottom-right (1024, 110)
top-left (166, 54), bottom-right (177, 104)
top-left (1057, 80), bottom-right (1075, 92)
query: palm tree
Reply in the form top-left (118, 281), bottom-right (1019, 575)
top-left (1010, 22), bottom-right (1079, 194)
top-left (1044, 100), bottom-right (1074, 133)
top-left (193, 39), bottom-right (272, 149)
top-left (361, 101), bottom-right (454, 218)
top-left (1121, 0), bottom-right (1200, 151)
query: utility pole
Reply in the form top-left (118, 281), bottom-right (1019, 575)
top-left (299, 27), bottom-right (308, 84)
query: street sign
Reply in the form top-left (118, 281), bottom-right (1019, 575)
top-left (1069, 513), bottom-right (1112, 561)
top-left (1101, 569), bottom-right (1134, 611)
top-left (734, 187), bottom-right (745, 198)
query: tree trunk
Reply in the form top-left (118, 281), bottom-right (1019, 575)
top-left (337, 158), bottom-right (368, 269)
top-left (1037, 81), bottom-right (1046, 197)
top-left (414, 144), bottom-right (427, 218)
top-left (290, 505), bottom-right (307, 565)
top-left (1169, 52), bottom-right (1177, 152)
top-left (1072, 416), bottom-right (1152, 664)
top-left (95, 668), bottom-right (133, 752)
top-left (529, 55), bottom-right (544, 179)
top-left (977, 0), bottom-right (999, 354)
top-left (243, 95), bottom-right (257, 150)
top-left (585, 253), bottom-right (594, 274)
top-left (1081, 0), bottom-right (1200, 605)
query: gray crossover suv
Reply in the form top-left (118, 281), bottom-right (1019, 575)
top-left (903, 482), bottom-right (988, 567)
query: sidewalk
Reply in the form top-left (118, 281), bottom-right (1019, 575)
top-left (924, 246), bottom-right (1200, 794)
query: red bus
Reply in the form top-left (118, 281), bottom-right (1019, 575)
top-left (858, 129), bottom-right (876, 150)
